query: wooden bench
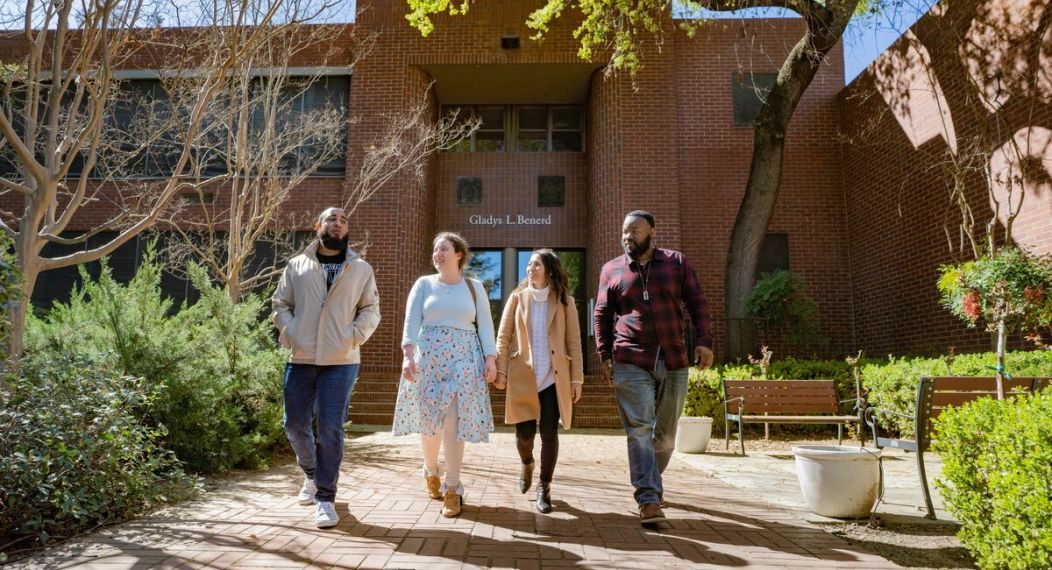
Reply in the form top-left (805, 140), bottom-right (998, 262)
top-left (865, 376), bottom-right (1051, 520)
top-left (722, 379), bottom-right (862, 456)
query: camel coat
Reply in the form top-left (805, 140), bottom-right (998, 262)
top-left (495, 288), bottom-right (585, 428)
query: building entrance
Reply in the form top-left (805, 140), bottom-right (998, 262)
top-left (466, 248), bottom-right (589, 371)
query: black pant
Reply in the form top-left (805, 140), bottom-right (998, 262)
top-left (515, 384), bottom-right (560, 483)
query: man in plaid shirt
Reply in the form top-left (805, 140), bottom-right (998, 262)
top-left (594, 210), bottom-right (715, 525)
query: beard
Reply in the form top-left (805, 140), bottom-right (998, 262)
top-left (320, 231), bottom-right (348, 251)
top-left (623, 235), bottom-right (651, 260)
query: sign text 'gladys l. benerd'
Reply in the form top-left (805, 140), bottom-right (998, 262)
top-left (468, 214), bottom-right (553, 226)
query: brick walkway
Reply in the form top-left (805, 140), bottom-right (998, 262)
top-left (12, 431), bottom-right (898, 569)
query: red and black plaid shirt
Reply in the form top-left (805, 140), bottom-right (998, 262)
top-left (594, 248), bottom-right (713, 371)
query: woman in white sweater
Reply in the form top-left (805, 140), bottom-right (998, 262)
top-left (393, 232), bottom-right (497, 518)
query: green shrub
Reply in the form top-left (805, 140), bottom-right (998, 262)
top-left (862, 350), bottom-right (1052, 437)
top-left (26, 249), bottom-right (286, 473)
top-left (934, 388), bottom-right (1052, 569)
top-left (746, 270), bottom-right (827, 348)
top-left (0, 235), bottom-right (20, 355)
top-left (0, 355), bottom-right (198, 546)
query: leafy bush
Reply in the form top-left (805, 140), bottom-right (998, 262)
top-left (862, 350), bottom-right (1052, 437)
top-left (746, 270), bottom-right (827, 348)
top-left (0, 235), bottom-right (20, 354)
top-left (0, 355), bottom-right (198, 546)
top-left (26, 248), bottom-right (286, 473)
top-left (934, 388), bottom-right (1052, 569)
top-left (938, 247), bottom-right (1052, 333)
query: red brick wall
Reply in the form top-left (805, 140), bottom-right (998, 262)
top-left (674, 20), bottom-right (854, 358)
top-left (838, 0), bottom-right (1052, 355)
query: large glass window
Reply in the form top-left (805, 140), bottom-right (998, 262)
top-left (10, 75), bottom-right (351, 180)
top-left (441, 105), bottom-right (584, 153)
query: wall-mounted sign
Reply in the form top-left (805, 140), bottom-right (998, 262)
top-left (469, 214), bottom-right (553, 227)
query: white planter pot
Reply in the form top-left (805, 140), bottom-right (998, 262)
top-left (793, 445), bottom-right (881, 518)
top-left (675, 416), bottom-right (713, 454)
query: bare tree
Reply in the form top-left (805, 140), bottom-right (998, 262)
top-left (162, 72), bottom-right (478, 300)
top-left (161, 20), bottom-right (355, 301)
top-left (344, 92), bottom-right (480, 217)
top-left (0, 0), bottom-right (327, 358)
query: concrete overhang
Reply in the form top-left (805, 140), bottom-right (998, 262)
top-left (420, 63), bottom-right (600, 105)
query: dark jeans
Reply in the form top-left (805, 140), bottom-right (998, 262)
top-left (515, 384), bottom-right (560, 483)
top-left (611, 359), bottom-right (689, 506)
top-left (283, 363), bottom-right (360, 503)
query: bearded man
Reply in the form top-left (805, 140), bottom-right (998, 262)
top-left (272, 207), bottom-right (381, 528)
top-left (593, 210), bottom-right (714, 526)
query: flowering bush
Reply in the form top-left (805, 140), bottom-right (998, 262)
top-left (938, 247), bottom-right (1052, 336)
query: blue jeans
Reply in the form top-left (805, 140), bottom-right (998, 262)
top-left (612, 359), bottom-right (689, 506)
top-left (283, 363), bottom-right (360, 503)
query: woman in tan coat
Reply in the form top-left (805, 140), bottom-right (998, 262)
top-left (494, 249), bottom-right (585, 513)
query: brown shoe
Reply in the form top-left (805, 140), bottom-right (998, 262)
top-left (639, 503), bottom-right (667, 525)
top-left (441, 489), bottom-right (463, 518)
top-left (425, 475), bottom-right (442, 499)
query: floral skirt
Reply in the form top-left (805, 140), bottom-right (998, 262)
top-left (392, 326), bottom-right (494, 443)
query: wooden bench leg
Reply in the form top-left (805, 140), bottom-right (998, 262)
top-left (917, 450), bottom-right (937, 520)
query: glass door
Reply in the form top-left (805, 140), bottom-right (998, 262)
top-left (465, 249), bottom-right (503, 333)
top-left (517, 249), bottom-right (589, 371)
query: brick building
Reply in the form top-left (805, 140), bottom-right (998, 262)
top-left (8, 0), bottom-right (1051, 425)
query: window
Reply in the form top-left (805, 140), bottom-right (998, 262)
top-left (732, 73), bottom-right (777, 127)
top-left (516, 107), bottom-right (548, 151)
top-left (465, 249), bottom-right (503, 332)
top-left (4, 75), bottom-right (351, 180)
top-left (755, 232), bottom-right (790, 279)
top-left (441, 105), bottom-right (584, 153)
top-left (551, 107), bottom-right (583, 151)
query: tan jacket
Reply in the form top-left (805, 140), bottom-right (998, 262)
top-left (495, 288), bottom-right (585, 427)
top-left (272, 241), bottom-right (381, 365)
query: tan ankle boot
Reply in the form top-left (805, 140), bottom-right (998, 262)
top-left (441, 489), bottom-right (463, 518)
top-left (425, 475), bottom-right (442, 499)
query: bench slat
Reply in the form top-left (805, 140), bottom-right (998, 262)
top-left (729, 394), bottom-right (839, 402)
top-left (727, 387), bottom-right (837, 397)
top-left (726, 380), bottom-right (835, 389)
top-left (729, 404), bottom-right (841, 414)
top-left (929, 377), bottom-right (1040, 391)
top-left (739, 415), bottom-right (859, 423)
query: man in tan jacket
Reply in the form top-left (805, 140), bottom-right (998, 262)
top-left (272, 207), bottom-right (380, 529)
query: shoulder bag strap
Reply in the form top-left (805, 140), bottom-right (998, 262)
top-left (464, 277), bottom-right (478, 330)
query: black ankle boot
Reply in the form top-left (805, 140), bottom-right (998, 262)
top-left (519, 461), bottom-right (534, 494)
top-left (536, 481), bottom-right (552, 513)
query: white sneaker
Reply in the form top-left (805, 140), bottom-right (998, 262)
top-left (297, 477), bottom-right (317, 505)
top-left (315, 501), bottom-right (339, 528)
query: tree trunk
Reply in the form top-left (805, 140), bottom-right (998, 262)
top-left (721, 0), bottom-right (860, 360)
top-left (9, 233), bottom-right (42, 364)
top-left (724, 126), bottom-right (786, 360)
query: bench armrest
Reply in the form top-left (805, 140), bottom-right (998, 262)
top-left (866, 407), bottom-right (913, 421)
top-left (864, 406), bottom-right (914, 445)
top-left (723, 396), bottom-right (744, 405)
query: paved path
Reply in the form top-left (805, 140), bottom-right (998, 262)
top-left (675, 438), bottom-right (953, 523)
top-left (11, 431), bottom-right (898, 569)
